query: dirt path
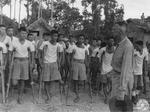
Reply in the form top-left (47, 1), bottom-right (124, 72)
top-left (0, 84), bottom-right (110, 112)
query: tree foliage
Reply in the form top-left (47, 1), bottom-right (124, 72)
top-left (80, 0), bottom-right (124, 40)
top-left (21, 0), bottom-right (124, 40)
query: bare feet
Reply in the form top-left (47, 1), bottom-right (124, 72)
top-left (59, 80), bottom-right (64, 85)
top-left (45, 98), bottom-right (51, 104)
top-left (73, 97), bottom-right (80, 103)
top-left (17, 98), bottom-right (23, 104)
top-left (104, 98), bottom-right (108, 104)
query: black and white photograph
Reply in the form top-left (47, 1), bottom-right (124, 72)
top-left (0, 0), bottom-right (150, 112)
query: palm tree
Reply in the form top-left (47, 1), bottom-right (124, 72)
top-left (14, 0), bottom-right (16, 20)
top-left (10, 0), bottom-right (12, 18)
top-left (0, 4), bottom-right (3, 24)
top-left (38, 0), bottom-right (42, 19)
top-left (19, 0), bottom-right (22, 27)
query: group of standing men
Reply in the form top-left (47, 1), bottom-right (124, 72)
top-left (0, 20), bottom-right (149, 112)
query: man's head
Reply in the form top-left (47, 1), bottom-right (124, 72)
top-left (97, 40), bottom-right (101, 47)
top-left (43, 32), bottom-right (51, 41)
top-left (58, 33), bottom-right (64, 42)
top-left (84, 38), bottom-right (89, 45)
top-left (29, 30), bottom-right (39, 40)
top-left (27, 33), bottom-right (34, 42)
top-left (6, 26), bottom-right (14, 37)
top-left (134, 40), bottom-right (143, 52)
top-left (107, 38), bottom-right (114, 47)
top-left (112, 21), bottom-right (127, 43)
top-left (0, 25), bottom-right (6, 36)
top-left (92, 39), bottom-right (97, 47)
top-left (51, 30), bottom-right (58, 42)
top-left (69, 35), bottom-right (75, 43)
top-left (78, 34), bottom-right (85, 44)
top-left (18, 27), bottom-right (28, 40)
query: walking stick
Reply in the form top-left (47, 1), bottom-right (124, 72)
top-left (28, 48), bottom-right (37, 103)
top-left (38, 67), bottom-right (43, 100)
top-left (65, 67), bottom-right (71, 106)
top-left (65, 55), bottom-right (72, 106)
top-left (1, 69), bottom-right (5, 103)
top-left (38, 46), bottom-right (47, 100)
top-left (6, 51), bottom-right (14, 101)
top-left (87, 67), bottom-right (93, 103)
top-left (29, 62), bottom-right (36, 103)
top-left (58, 59), bottom-right (63, 104)
top-left (0, 50), bottom-right (5, 103)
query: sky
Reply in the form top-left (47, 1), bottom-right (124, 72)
top-left (2, 0), bottom-right (150, 22)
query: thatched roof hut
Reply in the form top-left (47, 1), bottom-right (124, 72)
top-left (27, 18), bottom-right (53, 40)
top-left (127, 18), bottom-right (150, 46)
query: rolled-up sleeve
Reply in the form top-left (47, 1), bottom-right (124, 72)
top-left (120, 46), bottom-right (133, 97)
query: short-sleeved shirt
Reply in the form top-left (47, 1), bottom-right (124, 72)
top-left (133, 48), bottom-right (148, 75)
top-left (0, 42), bottom-right (7, 54)
top-left (84, 44), bottom-right (90, 55)
top-left (58, 41), bottom-right (66, 52)
top-left (73, 45), bottom-right (88, 60)
top-left (1, 35), bottom-right (12, 52)
top-left (143, 47), bottom-right (149, 61)
top-left (12, 38), bottom-right (35, 58)
top-left (0, 42), bottom-right (7, 65)
top-left (9, 36), bottom-right (18, 51)
top-left (66, 42), bottom-right (76, 53)
top-left (91, 47), bottom-right (100, 57)
top-left (98, 47), bottom-right (113, 75)
top-left (39, 41), bottom-right (60, 63)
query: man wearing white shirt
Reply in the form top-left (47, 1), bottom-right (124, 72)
top-left (0, 25), bottom-right (13, 52)
top-left (11, 27), bottom-right (34, 104)
top-left (0, 42), bottom-right (7, 69)
top-left (72, 34), bottom-right (88, 103)
top-left (98, 38), bottom-right (115, 104)
top-left (39, 30), bottom-right (63, 103)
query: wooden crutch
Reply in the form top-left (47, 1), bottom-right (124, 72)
top-left (6, 50), bottom-right (14, 101)
top-left (28, 48), bottom-right (37, 103)
top-left (0, 49), bottom-right (5, 103)
top-left (38, 45), bottom-right (47, 100)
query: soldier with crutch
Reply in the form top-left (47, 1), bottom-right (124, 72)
top-left (10, 27), bottom-right (35, 104)
top-left (0, 41), bottom-right (7, 103)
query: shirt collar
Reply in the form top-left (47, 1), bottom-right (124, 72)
top-left (119, 36), bottom-right (127, 45)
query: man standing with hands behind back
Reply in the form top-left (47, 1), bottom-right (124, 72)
top-left (109, 21), bottom-right (134, 112)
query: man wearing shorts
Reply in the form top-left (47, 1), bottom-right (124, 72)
top-left (98, 38), bottom-right (115, 104)
top-left (39, 30), bottom-right (63, 103)
top-left (72, 34), bottom-right (88, 103)
top-left (11, 27), bottom-right (35, 104)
